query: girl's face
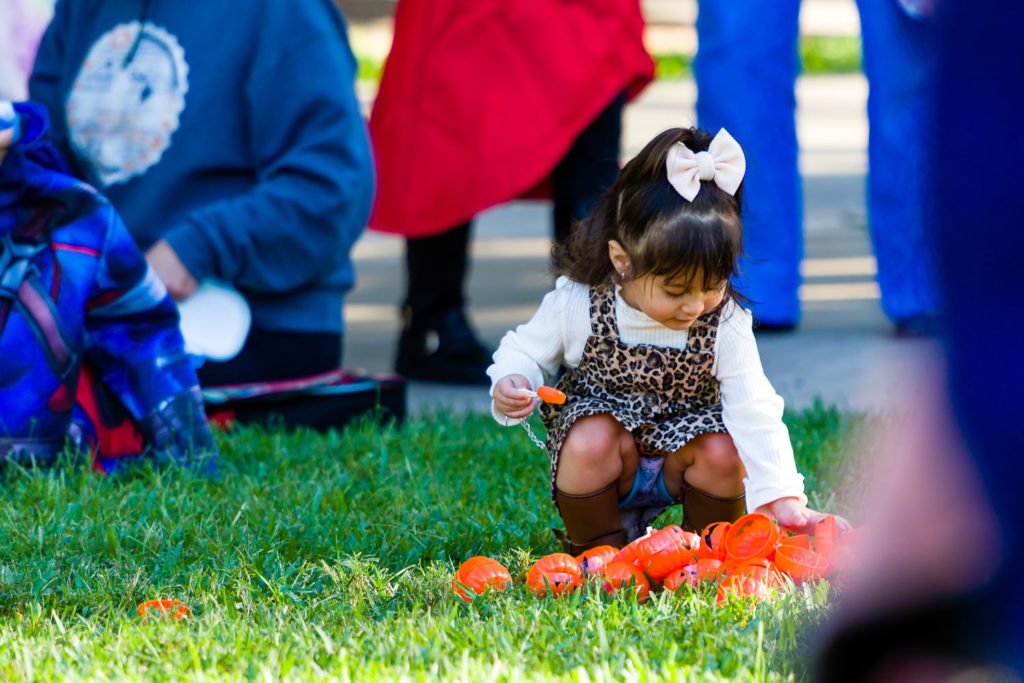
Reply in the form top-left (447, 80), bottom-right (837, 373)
top-left (621, 273), bottom-right (726, 330)
top-left (608, 239), bottom-right (726, 330)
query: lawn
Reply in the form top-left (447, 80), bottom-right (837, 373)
top-left (0, 405), bottom-right (866, 681)
top-left (357, 36), bottom-right (864, 83)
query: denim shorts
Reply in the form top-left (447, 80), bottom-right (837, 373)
top-left (619, 456), bottom-right (676, 510)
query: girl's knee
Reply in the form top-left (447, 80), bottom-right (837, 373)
top-left (690, 432), bottom-right (743, 479)
top-left (561, 414), bottom-right (628, 469)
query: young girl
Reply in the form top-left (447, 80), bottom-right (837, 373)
top-left (488, 127), bottom-right (849, 553)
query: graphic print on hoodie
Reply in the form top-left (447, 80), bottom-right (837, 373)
top-left (66, 21), bottom-right (188, 186)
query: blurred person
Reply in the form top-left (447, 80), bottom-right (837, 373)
top-left (488, 127), bottom-right (849, 551)
top-left (28, 0), bottom-right (375, 386)
top-left (694, 0), bottom-right (942, 334)
top-left (369, 0), bottom-right (654, 385)
top-left (0, 0), bottom-right (55, 100)
top-left (0, 101), bottom-right (215, 473)
top-left (814, 1), bottom-right (1024, 678)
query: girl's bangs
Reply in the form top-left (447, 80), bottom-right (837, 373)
top-left (633, 212), bottom-right (740, 289)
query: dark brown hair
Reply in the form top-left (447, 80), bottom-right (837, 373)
top-left (553, 127), bottom-right (744, 299)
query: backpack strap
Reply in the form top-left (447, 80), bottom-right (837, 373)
top-left (0, 232), bottom-right (79, 383)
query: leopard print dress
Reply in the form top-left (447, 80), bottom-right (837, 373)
top-left (539, 284), bottom-right (727, 504)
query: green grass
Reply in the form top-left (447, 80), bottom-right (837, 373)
top-left (357, 36), bottom-right (863, 85)
top-left (654, 36), bottom-right (862, 80)
top-left (799, 36), bottom-right (863, 74)
top-left (0, 405), bottom-right (867, 681)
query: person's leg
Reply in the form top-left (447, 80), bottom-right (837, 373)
top-left (664, 432), bottom-right (746, 532)
top-left (694, 0), bottom-right (803, 327)
top-left (554, 413), bottom-right (639, 552)
top-left (197, 328), bottom-right (342, 386)
top-left (552, 92), bottom-right (626, 245)
top-left (396, 222), bottom-right (491, 385)
top-left (857, 0), bottom-right (942, 329)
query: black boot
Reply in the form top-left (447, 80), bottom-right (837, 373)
top-left (395, 306), bottom-right (492, 385)
top-left (397, 223), bottom-right (492, 385)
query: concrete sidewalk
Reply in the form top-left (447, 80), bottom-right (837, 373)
top-left (345, 74), bottom-right (937, 418)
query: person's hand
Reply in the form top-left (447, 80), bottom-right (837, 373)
top-left (0, 126), bottom-right (14, 165)
top-left (493, 374), bottom-right (536, 419)
top-left (146, 240), bottom-right (199, 302)
top-left (756, 497), bottom-right (853, 536)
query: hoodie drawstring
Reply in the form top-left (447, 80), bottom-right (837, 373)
top-left (123, 0), bottom-right (153, 67)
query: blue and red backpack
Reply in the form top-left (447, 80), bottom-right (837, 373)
top-left (0, 102), bottom-right (215, 474)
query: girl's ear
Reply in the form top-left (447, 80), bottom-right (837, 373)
top-left (607, 240), bottom-right (631, 278)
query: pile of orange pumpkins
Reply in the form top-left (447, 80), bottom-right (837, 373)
top-left (453, 512), bottom-right (866, 605)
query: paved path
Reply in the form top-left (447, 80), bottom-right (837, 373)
top-left (339, 3), bottom-right (936, 417)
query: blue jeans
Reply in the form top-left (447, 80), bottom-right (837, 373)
top-left (695, 0), bottom-right (941, 324)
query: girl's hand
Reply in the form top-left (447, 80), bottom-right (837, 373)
top-left (756, 497), bottom-right (853, 536)
top-left (493, 374), bottom-right (536, 419)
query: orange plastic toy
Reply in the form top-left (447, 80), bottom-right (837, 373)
top-left (774, 545), bottom-right (831, 581)
top-left (518, 386), bottom-right (567, 405)
top-left (612, 532), bottom-right (649, 567)
top-left (453, 556), bottom-right (513, 602)
top-left (716, 574), bottom-right (772, 604)
top-left (777, 533), bottom-right (811, 550)
top-left (723, 513), bottom-right (780, 564)
top-left (697, 521), bottom-right (732, 561)
top-left (813, 515), bottom-right (839, 557)
top-left (527, 553), bottom-right (583, 597)
top-left (695, 557), bottom-right (725, 579)
top-left (576, 545), bottom-right (619, 576)
top-left (635, 525), bottom-right (698, 581)
top-left (600, 561), bottom-right (650, 602)
top-left (137, 600), bottom-right (191, 623)
top-left (662, 565), bottom-right (698, 592)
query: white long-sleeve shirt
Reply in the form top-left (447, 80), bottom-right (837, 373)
top-left (486, 276), bottom-right (807, 512)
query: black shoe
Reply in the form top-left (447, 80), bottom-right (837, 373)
top-left (395, 308), bottom-right (493, 385)
top-left (894, 314), bottom-right (942, 339)
top-left (752, 319), bottom-right (798, 333)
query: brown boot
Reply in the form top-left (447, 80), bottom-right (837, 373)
top-left (680, 481), bottom-right (745, 533)
top-left (554, 482), bottom-right (628, 554)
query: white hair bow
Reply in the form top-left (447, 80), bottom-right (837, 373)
top-left (665, 128), bottom-right (746, 201)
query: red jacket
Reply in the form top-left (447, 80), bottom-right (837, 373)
top-left (369, 0), bottom-right (653, 238)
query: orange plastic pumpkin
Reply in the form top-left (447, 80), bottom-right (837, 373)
top-left (777, 533), bottom-right (812, 550)
top-left (600, 561), bottom-right (650, 602)
top-left (612, 532), bottom-right (651, 567)
top-left (827, 525), bottom-right (868, 578)
top-left (137, 600), bottom-right (191, 623)
top-left (527, 553), bottom-right (582, 597)
top-left (774, 545), bottom-right (831, 581)
top-left (453, 556), bottom-right (512, 602)
top-left (661, 564), bottom-right (698, 592)
top-left (697, 521), bottom-right (732, 561)
top-left (730, 558), bottom-right (771, 581)
top-left (716, 574), bottom-right (772, 605)
top-left (695, 557), bottom-right (725, 579)
top-left (724, 513), bottom-right (780, 563)
top-left (679, 530), bottom-right (701, 550)
top-left (813, 515), bottom-right (839, 558)
top-left (635, 525), bottom-right (697, 580)
top-left (576, 545), bottom-right (619, 575)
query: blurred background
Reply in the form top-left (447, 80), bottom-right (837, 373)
top-left (4, 0), bottom-right (931, 415)
top-left (336, 0), bottom-right (937, 415)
